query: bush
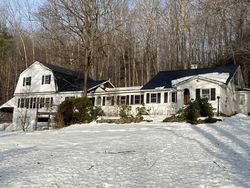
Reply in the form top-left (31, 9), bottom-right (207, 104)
top-left (185, 100), bottom-right (200, 124)
top-left (184, 98), bottom-right (214, 124)
top-left (197, 98), bottom-right (214, 118)
top-left (119, 105), bottom-right (133, 119)
top-left (136, 105), bottom-right (150, 119)
top-left (56, 97), bottom-right (104, 127)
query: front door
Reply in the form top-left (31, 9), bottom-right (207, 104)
top-left (184, 89), bottom-right (190, 105)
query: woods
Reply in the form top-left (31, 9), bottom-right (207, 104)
top-left (0, 0), bottom-right (249, 105)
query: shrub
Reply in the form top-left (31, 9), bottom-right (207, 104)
top-left (136, 105), bottom-right (150, 119)
top-left (185, 100), bottom-right (200, 124)
top-left (184, 98), bottom-right (214, 124)
top-left (197, 98), bottom-right (214, 118)
top-left (119, 105), bottom-right (133, 119)
top-left (56, 97), bottom-right (104, 127)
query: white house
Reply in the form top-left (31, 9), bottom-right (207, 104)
top-left (0, 61), bottom-right (249, 130)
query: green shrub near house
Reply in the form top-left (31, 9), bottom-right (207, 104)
top-left (97, 105), bottom-right (150, 124)
top-left (56, 97), bottom-right (104, 128)
top-left (164, 98), bottom-right (218, 124)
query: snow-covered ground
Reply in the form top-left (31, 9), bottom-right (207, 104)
top-left (1, 114), bottom-right (250, 187)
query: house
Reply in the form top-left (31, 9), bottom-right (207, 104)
top-left (0, 61), bottom-right (249, 130)
top-left (0, 61), bottom-right (114, 130)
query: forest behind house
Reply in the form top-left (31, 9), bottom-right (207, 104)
top-left (0, 0), bottom-right (249, 105)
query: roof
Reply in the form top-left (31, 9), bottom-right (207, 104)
top-left (106, 86), bottom-right (143, 92)
top-left (40, 62), bottom-right (108, 92)
top-left (142, 64), bottom-right (239, 90)
top-left (40, 62), bottom-right (84, 78)
top-left (0, 97), bottom-right (16, 110)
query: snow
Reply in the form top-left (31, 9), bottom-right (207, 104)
top-left (0, 97), bottom-right (16, 109)
top-left (106, 86), bottom-right (142, 92)
top-left (1, 114), bottom-right (250, 187)
top-left (172, 72), bottom-right (230, 86)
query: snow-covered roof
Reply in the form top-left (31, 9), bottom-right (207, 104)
top-left (0, 97), bottom-right (16, 109)
top-left (172, 72), bottom-right (230, 86)
top-left (106, 86), bottom-right (142, 92)
top-left (142, 64), bottom-right (239, 89)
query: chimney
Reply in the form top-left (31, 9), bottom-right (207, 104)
top-left (191, 63), bottom-right (198, 69)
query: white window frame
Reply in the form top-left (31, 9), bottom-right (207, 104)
top-left (23, 77), bottom-right (31, 86)
top-left (200, 88), bottom-right (216, 101)
top-left (150, 93), bottom-right (157, 103)
top-left (120, 96), bottom-right (126, 105)
top-left (202, 89), bottom-right (210, 99)
top-left (42, 75), bottom-right (51, 85)
top-left (171, 92), bottom-right (177, 103)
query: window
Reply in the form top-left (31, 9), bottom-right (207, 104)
top-left (135, 95), bottom-right (141, 104)
top-left (164, 92), bottom-right (168, 103)
top-left (120, 96), bottom-right (126, 104)
top-left (96, 96), bottom-right (101, 106)
top-left (20, 98), bottom-right (25, 108)
top-left (25, 98), bottom-right (29, 108)
top-left (105, 96), bottom-right (114, 106)
top-left (40, 98), bottom-right (45, 108)
top-left (42, 75), bottom-right (51, 85)
top-left (151, 94), bottom-right (157, 103)
top-left (202, 89), bottom-right (209, 99)
top-left (23, 77), bottom-right (31, 86)
top-left (146, 93), bottom-right (161, 103)
top-left (172, 92), bottom-right (177, 103)
top-left (198, 88), bottom-right (216, 101)
top-left (240, 94), bottom-right (245, 105)
top-left (130, 95), bottom-right (142, 105)
top-left (45, 98), bottom-right (50, 107)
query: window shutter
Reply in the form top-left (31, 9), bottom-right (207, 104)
top-left (48, 75), bottom-right (51, 84)
top-left (23, 77), bottom-right (25, 86)
top-left (28, 77), bottom-right (31, 85)
top-left (130, 95), bottom-right (134, 105)
top-left (157, 93), bottom-right (161, 103)
top-left (117, 96), bottom-right (120, 105)
top-left (211, 88), bottom-right (216, 101)
top-left (196, 89), bottom-right (200, 99)
top-left (42, 76), bottom-right (44, 85)
top-left (146, 93), bottom-right (149, 103)
top-left (126, 95), bottom-right (129, 105)
top-left (141, 95), bottom-right (144, 104)
top-left (164, 92), bottom-right (168, 103)
top-left (50, 97), bottom-right (53, 107)
top-left (102, 97), bottom-right (105, 106)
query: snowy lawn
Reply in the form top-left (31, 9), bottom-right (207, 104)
top-left (1, 114), bottom-right (250, 188)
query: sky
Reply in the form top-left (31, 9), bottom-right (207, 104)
top-left (0, 0), bottom-right (46, 29)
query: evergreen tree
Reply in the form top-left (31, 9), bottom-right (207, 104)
top-left (0, 27), bottom-right (12, 63)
